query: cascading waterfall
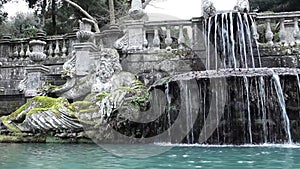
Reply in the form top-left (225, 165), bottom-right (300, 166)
top-left (203, 11), bottom-right (295, 144)
top-left (154, 11), bottom-right (300, 144)
top-left (243, 13), bottom-right (255, 68)
top-left (243, 76), bottom-right (252, 144)
top-left (259, 76), bottom-right (268, 143)
top-left (272, 74), bottom-right (292, 144)
top-left (296, 74), bottom-right (300, 93)
top-left (165, 83), bottom-right (172, 141)
top-left (229, 12), bottom-right (237, 68)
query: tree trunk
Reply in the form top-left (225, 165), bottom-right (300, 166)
top-left (142, 0), bottom-right (153, 9)
top-left (51, 0), bottom-right (57, 34)
top-left (63, 0), bottom-right (100, 32)
top-left (109, 0), bottom-right (116, 25)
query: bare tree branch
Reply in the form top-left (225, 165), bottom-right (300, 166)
top-left (142, 0), bottom-right (153, 9)
top-left (63, 0), bottom-right (100, 32)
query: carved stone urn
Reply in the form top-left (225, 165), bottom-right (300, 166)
top-left (129, 0), bottom-right (145, 20)
top-left (76, 18), bottom-right (95, 42)
top-left (29, 40), bottom-right (47, 62)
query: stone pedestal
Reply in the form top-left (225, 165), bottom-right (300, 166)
top-left (24, 65), bottom-right (49, 98)
top-left (0, 35), bottom-right (12, 60)
top-left (96, 29), bottom-right (123, 48)
top-left (73, 42), bottom-right (97, 76)
top-left (125, 20), bottom-right (145, 51)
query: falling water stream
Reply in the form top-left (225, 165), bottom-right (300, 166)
top-left (272, 74), bottom-right (292, 144)
top-left (243, 76), bottom-right (253, 144)
top-left (259, 76), bottom-right (268, 143)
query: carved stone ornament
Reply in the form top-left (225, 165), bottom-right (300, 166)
top-left (76, 18), bottom-right (95, 42)
top-left (234, 0), bottom-right (250, 13)
top-left (29, 40), bottom-right (47, 62)
top-left (202, 0), bottom-right (216, 19)
top-left (114, 32), bottom-right (129, 51)
top-left (129, 0), bottom-right (145, 20)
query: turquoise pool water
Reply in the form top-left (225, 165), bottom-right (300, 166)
top-left (1, 143), bottom-right (300, 169)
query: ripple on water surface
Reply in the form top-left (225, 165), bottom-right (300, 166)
top-left (1, 143), bottom-right (300, 169)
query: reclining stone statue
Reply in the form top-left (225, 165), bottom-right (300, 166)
top-left (0, 48), bottom-right (149, 142)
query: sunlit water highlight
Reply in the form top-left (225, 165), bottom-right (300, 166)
top-left (1, 143), bottom-right (300, 169)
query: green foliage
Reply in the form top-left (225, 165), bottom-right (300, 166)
top-left (118, 80), bottom-right (150, 111)
top-left (250, 0), bottom-right (300, 12)
top-left (0, 0), bottom-right (10, 24)
top-left (25, 0), bottom-right (130, 35)
top-left (0, 12), bottom-right (40, 38)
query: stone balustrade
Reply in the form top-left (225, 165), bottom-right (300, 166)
top-left (144, 20), bottom-right (194, 50)
top-left (120, 19), bottom-right (202, 53)
top-left (0, 33), bottom-right (77, 64)
top-left (252, 11), bottom-right (300, 46)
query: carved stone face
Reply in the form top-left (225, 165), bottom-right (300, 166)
top-left (95, 49), bottom-right (122, 83)
top-left (96, 61), bottom-right (114, 83)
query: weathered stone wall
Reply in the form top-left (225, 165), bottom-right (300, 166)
top-left (0, 60), bottom-right (65, 116)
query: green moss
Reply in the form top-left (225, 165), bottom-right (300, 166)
top-left (158, 49), bottom-right (190, 58)
top-left (51, 97), bottom-right (72, 116)
top-left (27, 108), bottom-right (51, 116)
top-left (78, 108), bottom-right (98, 114)
top-left (0, 116), bottom-right (21, 133)
top-left (32, 96), bottom-right (57, 108)
top-left (45, 136), bottom-right (93, 144)
top-left (95, 93), bottom-right (110, 101)
top-left (71, 101), bottom-right (93, 110)
top-left (9, 96), bottom-right (57, 120)
top-left (38, 85), bottom-right (63, 94)
top-left (0, 135), bottom-right (46, 143)
top-left (0, 135), bottom-right (20, 142)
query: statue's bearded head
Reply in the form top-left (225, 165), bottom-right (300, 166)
top-left (96, 61), bottom-right (114, 83)
top-left (96, 48), bottom-right (122, 83)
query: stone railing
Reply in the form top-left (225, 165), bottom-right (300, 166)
top-left (0, 31), bottom-right (77, 63)
top-left (252, 11), bottom-right (300, 46)
top-left (143, 20), bottom-right (193, 50)
top-left (122, 18), bottom-right (205, 53)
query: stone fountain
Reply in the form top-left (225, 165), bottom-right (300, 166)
top-left (0, 0), bottom-right (300, 144)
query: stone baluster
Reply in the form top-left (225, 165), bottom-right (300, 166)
top-left (279, 18), bottom-right (287, 45)
top-left (265, 19), bottom-right (274, 46)
top-left (13, 45), bottom-right (19, 60)
top-left (62, 40), bottom-right (67, 58)
top-left (25, 44), bottom-right (31, 60)
top-left (153, 27), bottom-right (160, 50)
top-left (48, 42), bottom-right (53, 58)
top-left (143, 30), bottom-right (148, 49)
top-left (293, 17), bottom-right (300, 45)
top-left (19, 43), bottom-right (25, 59)
top-left (54, 40), bottom-right (60, 58)
top-left (178, 25), bottom-right (186, 49)
top-left (165, 26), bottom-right (173, 51)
